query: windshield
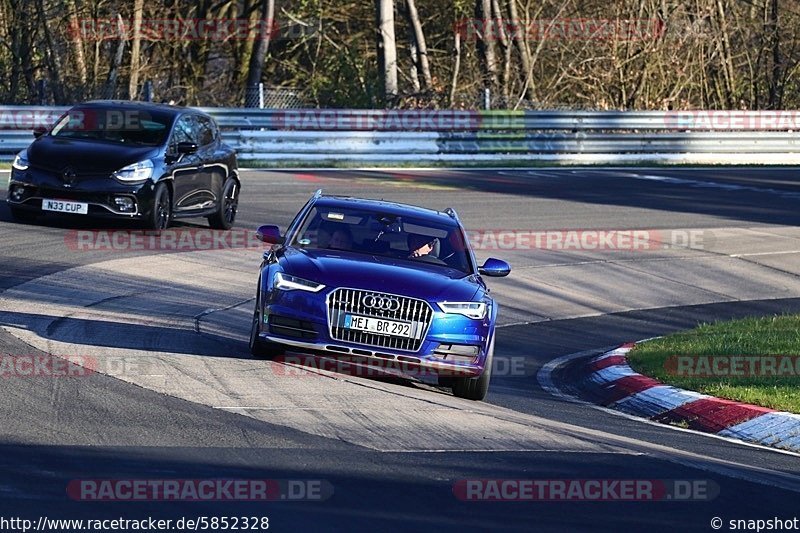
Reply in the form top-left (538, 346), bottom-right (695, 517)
top-left (50, 106), bottom-right (173, 146)
top-left (293, 205), bottom-right (474, 274)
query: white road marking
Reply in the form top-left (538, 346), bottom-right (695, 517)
top-left (731, 250), bottom-right (800, 258)
top-left (623, 173), bottom-right (800, 200)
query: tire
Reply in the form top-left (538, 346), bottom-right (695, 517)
top-left (146, 182), bottom-right (172, 231)
top-left (249, 288), bottom-right (284, 360)
top-left (9, 206), bottom-right (38, 223)
top-left (451, 337), bottom-right (494, 401)
top-left (208, 178), bottom-right (239, 230)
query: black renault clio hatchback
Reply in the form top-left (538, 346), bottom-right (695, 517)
top-left (6, 100), bottom-right (240, 230)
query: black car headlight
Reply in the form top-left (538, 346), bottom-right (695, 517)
top-left (112, 159), bottom-right (153, 183)
top-left (12, 151), bottom-right (29, 171)
top-left (437, 302), bottom-right (487, 320)
top-left (274, 272), bottom-right (325, 293)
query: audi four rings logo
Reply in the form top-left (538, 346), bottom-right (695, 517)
top-left (363, 295), bottom-right (401, 311)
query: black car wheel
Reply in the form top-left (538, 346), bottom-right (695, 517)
top-left (147, 182), bottom-right (172, 231)
top-left (9, 206), bottom-right (39, 223)
top-left (249, 287), bottom-right (284, 360)
top-left (208, 178), bottom-right (239, 230)
top-left (451, 337), bottom-right (494, 401)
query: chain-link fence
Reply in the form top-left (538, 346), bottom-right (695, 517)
top-left (244, 84), bottom-right (307, 109)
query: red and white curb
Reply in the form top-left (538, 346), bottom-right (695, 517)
top-left (581, 344), bottom-right (800, 453)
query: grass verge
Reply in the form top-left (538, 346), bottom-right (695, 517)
top-left (627, 314), bottom-right (800, 413)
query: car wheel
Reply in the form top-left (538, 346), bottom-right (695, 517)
top-left (451, 337), bottom-right (494, 401)
top-left (249, 288), bottom-right (284, 360)
top-left (208, 178), bottom-right (239, 230)
top-left (146, 182), bottom-right (172, 231)
top-left (9, 206), bottom-right (39, 223)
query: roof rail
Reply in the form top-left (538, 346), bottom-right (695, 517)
top-left (313, 189), bottom-right (323, 199)
top-left (444, 207), bottom-right (460, 222)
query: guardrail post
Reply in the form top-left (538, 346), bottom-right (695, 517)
top-left (484, 88), bottom-right (491, 110)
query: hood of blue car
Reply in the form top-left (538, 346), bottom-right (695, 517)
top-left (280, 247), bottom-right (481, 302)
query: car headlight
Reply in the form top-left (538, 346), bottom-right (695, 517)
top-left (438, 302), bottom-right (487, 320)
top-left (12, 151), bottom-right (29, 171)
top-left (274, 272), bottom-right (325, 293)
top-left (112, 159), bottom-right (153, 182)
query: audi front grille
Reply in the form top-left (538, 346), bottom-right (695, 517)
top-left (327, 288), bottom-right (433, 352)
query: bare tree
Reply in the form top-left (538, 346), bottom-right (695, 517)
top-left (245, 0), bottom-right (276, 96)
top-left (476, 0), bottom-right (499, 93)
top-left (67, 0), bottom-right (88, 92)
top-left (35, 0), bottom-right (64, 103)
top-left (103, 14), bottom-right (126, 100)
top-left (376, 0), bottom-right (399, 104)
top-left (402, 0), bottom-right (432, 90)
top-left (128, 0), bottom-right (144, 99)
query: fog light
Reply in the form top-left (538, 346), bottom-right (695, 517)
top-left (10, 186), bottom-right (25, 201)
top-left (434, 344), bottom-right (480, 363)
top-left (113, 196), bottom-right (135, 212)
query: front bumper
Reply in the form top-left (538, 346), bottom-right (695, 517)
top-left (258, 333), bottom-right (485, 378)
top-left (7, 167), bottom-right (156, 219)
top-left (257, 287), bottom-right (492, 378)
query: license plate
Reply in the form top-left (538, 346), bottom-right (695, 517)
top-left (42, 198), bottom-right (88, 215)
top-left (344, 314), bottom-right (413, 338)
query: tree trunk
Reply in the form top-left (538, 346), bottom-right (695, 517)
top-left (403, 0), bottom-right (431, 90)
top-left (491, 0), bottom-right (510, 105)
top-left (405, 20), bottom-right (421, 93)
top-left (245, 0), bottom-right (276, 89)
top-left (448, 30), bottom-right (462, 106)
top-left (104, 14), bottom-right (126, 100)
top-left (476, 0), bottom-right (498, 93)
top-left (67, 0), bottom-right (88, 90)
top-left (128, 0), bottom-right (144, 99)
top-left (714, 0), bottom-right (735, 107)
top-left (767, 0), bottom-right (781, 108)
top-left (508, 0), bottom-right (532, 101)
top-left (35, 0), bottom-right (65, 103)
top-left (375, 0), bottom-right (399, 105)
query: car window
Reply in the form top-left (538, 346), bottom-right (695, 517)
top-left (50, 106), bottom-right (172, 146)
top-left (195, 115), bottom-right (216, 146)
top-left (169, 115), bottom-right (197, 148)
top-left (294, 206), bottom-right (473, 274)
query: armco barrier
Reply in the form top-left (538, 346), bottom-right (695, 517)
top-left (2, 106), bottom-right (800, 164)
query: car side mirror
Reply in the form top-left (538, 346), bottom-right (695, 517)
top-left (33, 126), bottom-right (47, 138)
top-left (176, 141), bottom-right (198, 154)
top-left (479, 258), bottom-right (511, 277)
top-left (256, 225), bottom-right (284, 245)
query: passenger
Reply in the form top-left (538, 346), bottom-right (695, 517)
top-left (329, 227), bottom-right (354, 250)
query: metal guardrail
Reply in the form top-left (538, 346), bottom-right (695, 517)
top-left (2, 106), bottom-right (800, 164)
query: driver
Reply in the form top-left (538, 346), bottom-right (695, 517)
top-left (407, 233), bottom-right (437, 259)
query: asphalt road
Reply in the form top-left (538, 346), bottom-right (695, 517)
top-left (1, 167), bottom-right (800, 532)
